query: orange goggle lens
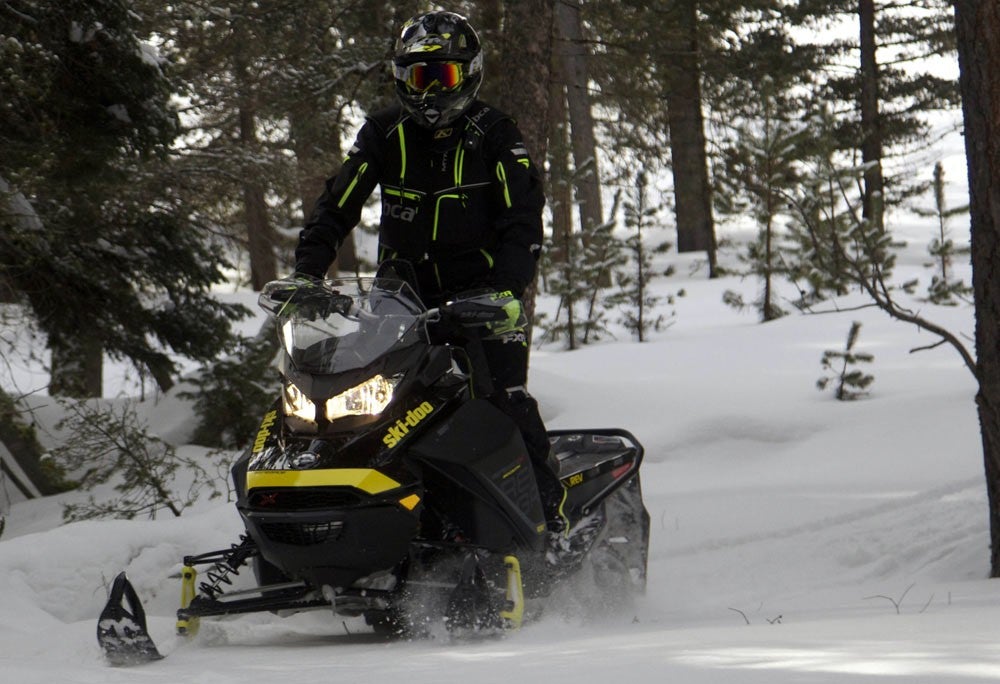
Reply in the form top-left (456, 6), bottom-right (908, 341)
top-left (397, 62), bottom-right (464, 92)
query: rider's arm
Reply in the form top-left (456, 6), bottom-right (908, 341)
top-left (294, 120), bottom-right (385, 279)
top-left (486, 119), bottom-right (545, 297)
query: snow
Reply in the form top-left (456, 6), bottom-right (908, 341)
top-left (3, 207), bottom-right (999, 681)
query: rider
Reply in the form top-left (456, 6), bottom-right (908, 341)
top-left (292, 11), bottom-right (567, 532)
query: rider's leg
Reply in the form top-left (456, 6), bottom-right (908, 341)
top-left (481, 337), bottom-right (568, 531)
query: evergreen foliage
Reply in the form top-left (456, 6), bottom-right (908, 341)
top-left (180, 324), bottom-right (281, 450)
top-left (791, 0), bottom-right (960, 210)
top-left (920, 161), bottom-right (971, 305)
top-left (781, 107), bottom-right (898, 303)
top-left (607, 171), bottom-right (671, 340)
top-left (718, 70), bottom-right (811, 321)
top-left (817, 321), bottom-right (875, 400)
top-left (538, 212), bottom-right (625, 349)
top-left (0, 0), bottom-right (247, 395)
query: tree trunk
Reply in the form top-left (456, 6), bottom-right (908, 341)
top-left (496, 0), bottom-right (554, 165)
top-left (954, 0), bottom-right (1000, 576)
top-left (290, 110), bottom-right (358, 278)
top-left (663, 0), bottom-right (718, 276)
top-left (555, 0), bottom-right (603, 239)
top-left (859, 0), bottom-right (886, 232)
top-left (548, 21), bottom-right (572, 267)
top-left (547, 66), bottom-right (577, 348)
top-left (48, 332), bottom-right (102, 398)
top-left (496, 0), bottom-right (555, 337)
top-left (239, 106), bottom-right (278, 291)
top-left (475, 0), bottom-right (504, 106)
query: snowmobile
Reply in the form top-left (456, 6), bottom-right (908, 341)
top-left (97, 267), bottom-right (650, 665)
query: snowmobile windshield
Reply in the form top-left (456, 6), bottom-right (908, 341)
top-left (260, 277), bottom-right (426, 375)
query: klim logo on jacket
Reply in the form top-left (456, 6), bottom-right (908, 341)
top-left (383, 401), bottom-right (436, 448)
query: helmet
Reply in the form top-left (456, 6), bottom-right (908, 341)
top-left (392, 11), bottom-right (483, 129)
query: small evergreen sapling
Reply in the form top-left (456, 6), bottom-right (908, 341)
top-left (817, 321), bottom-right (875, 400)
top-left (537, 193), bottom-right (625, 349)
top-left (922, 162), bottom-right (971, 306)
top-left (608, 170), bottom-right (670, 340)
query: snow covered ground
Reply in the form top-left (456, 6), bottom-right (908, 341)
top-left (3, 201), bottom-right (999, 682)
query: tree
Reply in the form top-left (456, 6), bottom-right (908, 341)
top-left (611, 171), bottom-right (668, 341)
top-left (553, 0), bottom-right (605, 252)
top-left (953, 0), bottom-right (1000, 576)
top-left (143, 1), bottom-right (390, 286)
top-left (495, 0), bottom-right (555, 334)
top-left (793, 0), bottom-right (960, 215)
top-left (720, 79), bottom-right (808, 321)
top-left (817, 321), bottom-right (875, 400)
top-left (662, 0), bottom-right (718, 272)
top-left (583, 0), bottom-right (719, 275)
top-left (858, 0), bottom-right (886, 232)
top-left (921, 161), bottom-right (971, 305)
top-left (53, 399), bottom-right (219, 521)
top-left (0, 0), bottom-right (245, 397)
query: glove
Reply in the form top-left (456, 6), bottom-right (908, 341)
top-left (264, 274), bottom-right (317, 300)
top-left (260, 274), bottom-right (328, 318)
top-left (439, 290), bottom-right (527, 335)
top-left (485, 291), bottom-right (527, 336)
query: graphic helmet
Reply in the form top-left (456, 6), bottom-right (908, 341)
top-left (392, 11), bottom-right (483, 129)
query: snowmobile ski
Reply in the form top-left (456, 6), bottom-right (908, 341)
top-left (96, 572), bottom-right (163, 666)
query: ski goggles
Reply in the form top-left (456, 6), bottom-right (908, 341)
top-left (394, 61), bottom-right (464, 93)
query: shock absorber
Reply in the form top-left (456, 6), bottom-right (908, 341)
top-left (185, 534), bottom-right (258, 601)
top-left (178, 535), bottom-right (258, 636)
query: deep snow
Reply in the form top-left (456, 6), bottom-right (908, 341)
top-left (3, 184), bottom-right (1000, 680)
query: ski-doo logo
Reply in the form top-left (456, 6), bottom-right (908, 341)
top-left (253, 410), bottom-right (278, 454)
top-left (382, 199), bottom-right (417, 222)
top-left (382, 401), bottom-right (435, 448)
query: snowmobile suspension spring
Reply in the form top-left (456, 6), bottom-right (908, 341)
top-left (198, 535), bottom-right (255, 600)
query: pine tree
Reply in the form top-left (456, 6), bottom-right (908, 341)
top-left (136, 1), bottom-right (392, 285)
top-left (608, 171), bottom-right (669, 341)
top-left (782, 107), bottom-right (892, 304)
top-left (921, 161), bottom-right (971, 305)
top-left (539, 212), bottom-right (625, 349)
top-left (954, 0), bottom-right (1000, 578)
top-left (718, 65), bottom-right (812, 321)
top-left (792, 0), bottom-right (960, 214)
top-left (817, 321), bottom-right (875, 400)
top-left (0, 0), bottom-right (246, 397)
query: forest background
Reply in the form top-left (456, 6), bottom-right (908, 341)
top-left (2, 0), bottom-right (1000, 571)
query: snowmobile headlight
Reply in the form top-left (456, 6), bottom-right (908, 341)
top-left (283, 382), bottom-right (317, 424)
top-left (325, 374), bottom-right (401, 420)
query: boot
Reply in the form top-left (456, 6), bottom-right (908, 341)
top-left (533, 461), bottom-right (568, 534)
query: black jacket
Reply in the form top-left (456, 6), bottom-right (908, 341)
top-left (295, 101), bottom-right (545, 303)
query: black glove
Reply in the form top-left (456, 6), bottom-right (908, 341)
top-left (438, 290), bottom-right (526, 334)
top-left (260, 274), bottom-right (331, 319)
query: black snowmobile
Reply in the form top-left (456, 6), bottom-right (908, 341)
top-left (97, 269), bottom-right (650, 665)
